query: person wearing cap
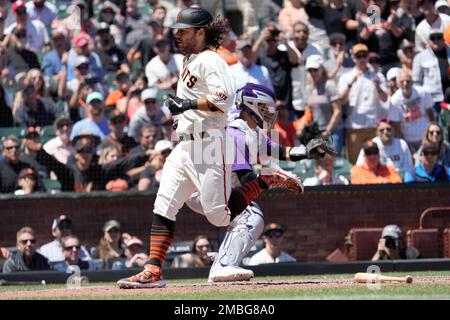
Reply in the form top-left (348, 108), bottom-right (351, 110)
top-left (97, 2), bottom-right (124, 46)
top-left (386, 67), bottom-right (401, 97)
top-left (436, 0), bottom-right (450, 15)
top-left (14, 167), bottom-right (39, 195)
top-left (124, 236), bottom-right (148, 268)
top-left (405, 141), bottom-right (450, 182)
top-left (372, 224), bottom-right (421, 261)
top-left (415, 0), bottom-right (450, 52)
top-left (304, 54), bottom-right (344, 154)
top-left (325, 32), bottom-right (354, 83)
top-left (247, 223), bottom-right (296, 266)
top-left (389, 69), bottom-right (434, 152)
top-left (350, 140), bottom-right (403, 184)
top-left (98, 219), bottom-right (126, 269)
top-left (26, 0), bottom-right (57, 26)
top-left (2, 226), bottom-right (50, 273)
top-left (252, 21), bottom-right (300, 111)
top-left (144, 39), bottom-right (183, 94)
top-left (4, 26), bottom-right (41, 76)
top-left (38, 214), bottom-right (92, 264)
top-left (4, 0), bottom-right (50, 53)
top-left (103, 109), bottom-right (137, 155)
top-left (42, 116), bottom-right (75, 165)
top-left (355, 118), bottom-right (414, 177)
top-left (338, 43), bottom-right (388, 164)
top-left (70, 92), bottom-right (111, 141)
top-left (127, 87), bottom-right (166, 142)
top-left (413, 29), bottom-right (450, 119)
top-left (93, 22), bottom-right (129, 74)
top-left (229, 39), bottom-right (273, 92)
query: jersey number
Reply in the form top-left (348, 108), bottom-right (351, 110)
top-left (181, 67), bottom-right (198, 88)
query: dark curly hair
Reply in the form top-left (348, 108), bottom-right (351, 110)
top-left (203, 16), bottom-right (229, 50)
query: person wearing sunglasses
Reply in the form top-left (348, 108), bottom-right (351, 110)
top-left (351, 140), bottom-right (403, 184)
top-left (247, 223), bottom-right (296, 266)
top-left (338, 43), bottom-right (388, 165)
top-left (51, 235), bottom-right (96, 272)
top-left (415, 0), bottom-right (450, 52)
top-left (405, 142), bottom-right (450, 182)
top-left (412, 29), bottom-right (450, 120)
top-left (2, 226), bottom-right (49, 273)
top-left (414, 121), bottom-right (450, 167)
top-left (355, 118), bottom-right (414, 178)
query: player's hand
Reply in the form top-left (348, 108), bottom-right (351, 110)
top-left (166, 94), bottom-right (197, 116)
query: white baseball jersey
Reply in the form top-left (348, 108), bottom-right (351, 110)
top-left (175, 50), bottom-right (235, 135)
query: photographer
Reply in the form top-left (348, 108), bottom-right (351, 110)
top-left (371, 224), bottom-right (421, 261)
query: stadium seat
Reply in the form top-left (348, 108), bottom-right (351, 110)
top-left (41, 126), bottom-right (56, 144)
top-left (347, 228), bottom-right (383, 261)
top-left (42, 178), bottom-right (62, 193)
top-left (333, 157), bottom-right (352, 181)
top-left (0, 127), bottom-right (23, 140)
top-left (444, 228), bottom-right (450, 258)
top-left (406, 228), bottom-right (440, 258)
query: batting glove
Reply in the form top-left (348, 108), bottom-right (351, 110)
top-left (166, 94), bottom-right (198, 116)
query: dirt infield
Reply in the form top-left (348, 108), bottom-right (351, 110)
top-left (2, 276), bottom-right (450, 299)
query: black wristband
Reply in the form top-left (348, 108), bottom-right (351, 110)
top-left (183, 99), bottom-right (198, 111)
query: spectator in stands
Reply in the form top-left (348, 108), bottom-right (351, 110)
top-left (102, 109), bottom-right (137, 155)
top-left (25, 0), bottom-right (57, 27)
top-left (386, 67), bottom-right (401, 98)
top-left (372, 224), bottom-right (421, 260)
top-left (253, 22), bottom-right (299, 111)
top-left (98, 219), bottom-right (126, 269)
top-left (436, 0), bottom-right (450, 16)
top-left (14, 167), bottom-right (39, 195)
top-left (324, 32), bottom-right (354, 82)
top-left (389, 69), bottom-right (434, 153)
top-left (397, 39), bottom-right (416, 71)
top-left (303, 155), bottom-right (349, 186)
top-left (38, 214), bottom-right (91, 264)
top-left (413, 29), bottom-right (450, 119)
top-left (0, 84), bottom-right (14, 127)
top-left (144, 39), bottom-right (182, 94)
top-left (128, 87), bottom-right (166, 142)
top-left (124, 236), bottom-right (148, 268)
top-left (415, 0), bottom-right (450, 52)
top-left (351, 140), bottom-right (403, 184)
top-left (70, 92), bottom-right (110, 140)
top-left (138, 139), bottom-right (173, 192)
top-left (440, 91), bottom-right (450, 143)
top-left (13, 83), bottom-right (61, 128)
top-left (0, 135), bottom-right (41, 193)
top-left (247, 223), bottom-right (296, 265)
top-left (42, 28), bottom-right (69, 87)
top-left (405, 141), bottom-right (450, 182)
top-left (93, 22), bottom-right (129, 74)
top-left (273, 105), bottom-right (298, 147)
top-left (5, 1), bottom-right (50, 53)
top-left (123, 73), bottom-right (149, 119)
top-left (66, 55), bottom-right (104, 96)
top-left (105, 73), bottom-right (131, 109)
top-left (415, 122), bottom-right (450, 167)
top-left (305, 54), bottom-right (344, 154)
top-left (43, 116), bottom-right (75, 165)
top-left (338, 43), bottom-right (388, 164)
top-left (171, 235), bottom-right (213, 268)
top-left (356, 118), bottom-right (414, 177)
top-left (51, 235), bottom-right (97, 272)
top-left (229, 39), bottom-right (273, 91)
top-left (2, 226), bottom-right (50, 273)
top-left (4, 27), bottom-right (41, 77)
top-left (68, 80), bottom-right (94, 122)
top-left (96, 2), bottom-right (125, 48)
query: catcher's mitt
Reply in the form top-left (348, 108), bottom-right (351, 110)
top-left (306, 138), bottom-right (338, 160)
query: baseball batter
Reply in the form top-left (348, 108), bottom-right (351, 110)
top-left (117, 8), bottom-right (305, 289)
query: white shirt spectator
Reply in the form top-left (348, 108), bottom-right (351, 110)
top-left (5, 19), bottom-right (49, 53)
top-left (246, 248), bottom-right (296, 266)
top-left (43, 136), bottom-right (76, 165)
top-left (388, 86), bottom-right (434, 143)
top-left (415, 14), bottom-right (450, 52)
top-left (38, 239), bottom-right (91, 263)
top-left (127, 105), bottom-right (168, 142)
top-left (338, 68), bottom-right (388, 129)
top-left (145, 53), bottom-right (183, 88)
top-left (25, 0), bottom-right (58, 26)
top-left (230, 61), bottom-right (273, 92)
top-left (289, 41), bottom-right (324, 112)
top-left (355, 136), bottom-right (415, 176)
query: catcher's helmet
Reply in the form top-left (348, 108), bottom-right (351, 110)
top-left (235, 83), bottom-right (278, 129)
top-left (170, 8), bottom-right (213, 29)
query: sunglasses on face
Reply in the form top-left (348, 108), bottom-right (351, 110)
top-left (400, 80), bottom-right (412, 84)
top-left (331, 41), bottom-right (344, 47)
top-left (64, 245), bottom-right (81, 251)
top-left (378, 127), bottom-right (392, 133)
top-left (430, 34), bottom-right (443, 42)
top-left (144, 99), bottom-right (157, 104)
top-left (5, 145), bottom-right (20, 151)
top-left (428, 130), bottom-right (441, 136)
top-left (266, 231), bottom-right (282, 238)
top-left (20, 239), bottom-right (36, 245)
top-left (422, 151), bottom-right (438, 156)
top-left (355, 52), bottom-right (368, 59)
top-left (365, 150), bottom-right (379, 155)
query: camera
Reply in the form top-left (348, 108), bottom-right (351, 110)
top-left (384, 237), bottom-right (397, 249)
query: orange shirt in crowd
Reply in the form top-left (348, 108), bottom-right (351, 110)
top-left (293, 106), bottom-right (313, 134)
top-left (105, 90), bottom-right (125, 107)
top-left (274, 120), bottom-right (297, 147)
top-left (445, 24), bottom-right (450, 45)
top-left (350, 163), bottom-right (403, 185)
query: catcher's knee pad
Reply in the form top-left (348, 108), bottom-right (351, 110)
top-left (209, 202), bottom-right (264, 275)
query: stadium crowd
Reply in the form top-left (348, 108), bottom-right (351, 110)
top-left (2, 0), bottom-right (450, 272)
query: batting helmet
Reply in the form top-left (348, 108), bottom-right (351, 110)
top-left (235, 83), bottom-right (278, 130)
top-left (170, 7), bottom-right (213, 29)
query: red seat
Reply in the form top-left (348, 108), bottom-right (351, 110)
top-left (406, 228), bottom-right (440, 258)
top-left (347, 228), bottom-right (383, 261)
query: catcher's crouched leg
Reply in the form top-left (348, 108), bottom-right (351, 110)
top-left (208, 202), bottom-right (264, 283)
